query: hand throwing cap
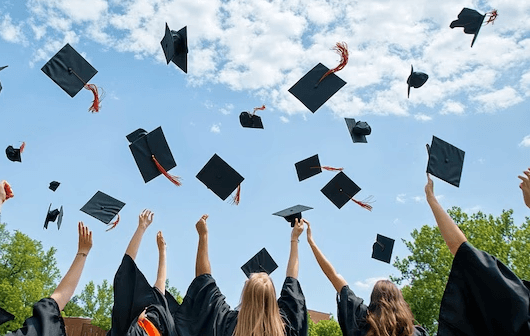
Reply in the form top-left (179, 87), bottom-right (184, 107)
top-left (196, 154), bottom-right (244, 202)
top-left (241, 248), bottom-right (278, 278)
top-left (161, 23), bottom-right (188, 73)
top-left (426, 136), bottom-right (465, 187)
top-left (372, 234), bottom-right (395, 263)
top-left (273, 205), bottom-right (313, 227)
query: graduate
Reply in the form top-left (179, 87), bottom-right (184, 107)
top-left (304, 218), bottom-right (428, 336)
top-left (426, 173), bottom-right (530, 336)
top-left (107, 209), bottom-right (179, 336)
top-left (175, 214), bottom-right (308, 336)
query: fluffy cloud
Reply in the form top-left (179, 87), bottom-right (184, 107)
top-left (354, 277), bottom-right (389, 289)
top-left (210, 123), bottom-right (221, 133)
top-left (519, 135), bottom-right (530, 147)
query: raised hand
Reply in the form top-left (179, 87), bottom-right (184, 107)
top-left (77, 222), bottom-right (92, 255)
top-left (291, 218), bottom-right (304, 241)
top-left (425, 173), bottom-right (434, 199)
top-left (196, 214), bottom-right (208, 236)
top-left (518, 168), bottom-right (530, 209)
top-left (138, 209), bottom-right (154, 231)
top-left (157, 231), bottom-right (166, 250)
top-left (305, 219), bottom-right (313, 244)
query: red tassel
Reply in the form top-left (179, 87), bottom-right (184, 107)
top-left (319, 42), bottom-right (349, 83)
top-left (106, 214), bottom-right (120, 232)
top-left (3, 182), bottom-right (14, 200)
top-left (230, 184), bottom-right (241, 205)
top-left (312, 166), bottom-right (343, 171)
top-left (351, 196), bottom-right (374, 211)
top-left (19, 142), bottom-right (25, 153)
top-left (84, 84), bottom-right (103, 113)
top-left (253, 105), bottom-right (266, 113)
top-left (152, 155), bottom-right (182, 186)
top-left (485, 9), bottom-right (498, 25)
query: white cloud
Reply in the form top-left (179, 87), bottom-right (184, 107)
top-left (210, 123), bottom-right (221, 133)
top-left (472, 87), bottom-right (524, 111)
top-left (396, 194), bottom-right (406, 204)
top-left (354, 277), bottom-right (389, 290)
top-left (279, 116), bottom-right (289, 123)
top-left (219, 103), bottom-right (234, 115)
top-left (414, 113), bottom-right (432, 121)
top-left (519, 135), bottom-right (530, 147)
top-left (412, 196), bottom-right (423, 203)
top-left (0, 15), bottom-right (26, 43)
top-left (441, 100), bottom-right (465, 115)
top-left (464, 205), bottom-right (482, 214)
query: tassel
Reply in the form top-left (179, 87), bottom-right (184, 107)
top-left (152, 155), bottom-right (182, 186)
top-left (351, 195), bottom-right (374, 211)
top-left (230, 184), bottom-right (241, 205)
top-left (19, 142), bottom-right (25, 153)
top-left (3, 182), bottom-right (14, 200)
top-left (485, 9), bottom-right (498, 25)
top-left (318, 42), bottom-right (349, 83)
top-left (106, 214), bottom-right (120, 232)
top-left (252, 105), bottom-right (266, 115)
top-left (84, 84), bottom-right (104, 113)
top-left (312, 166), bottom-right (343, 171)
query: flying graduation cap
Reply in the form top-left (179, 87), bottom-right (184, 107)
top-left (127, 127), bottom-right (181, 186)
top-left (345, 118), bottom-right (371, 143)
top-left (0, 307), bottom-right (15, 326)
top-left (80, 191), bottom-right (125, 231)
top-left (0, 65), bottom-right (7, 94)
top-left (196, 154), bottom-right (244, 205)
top-left (288, 42), bottom-right (348, 113)
top-left (41, 43), bottom-right (103, 113)
top-left (5, 142), bottom-right (25, 162)
top-left (273, 205), bottom-right (313, 227)
top-left (240, 105), bottom-right (266, 129)
top-left (161, 23), bottom-right (188, 73)
top-left (407, 65), bottom-right (428, 98)
top-left (44, 204), bottom-right (64, 230)
top-left (321, 171), bottom-right (373, 210)
top-left (450, 8), bottom-right (498, 47)
top-left (241, 248), bottom-right (278, 278)
top-left (49, 181), bottom-right (60, 192)
top-left (372, 234), bottom-right (395, 263)
top-left (295, 154), bottom-right (343, 182)
top-left (426, 136), bottom-right (465, 187)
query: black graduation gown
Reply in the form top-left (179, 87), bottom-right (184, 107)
top-left (107, 254), bottom-right (179, 336)
top-left (4, 298), bottom-right (66, 336)
top-left (337, 285), bottom-right (428, 336)
top-left (437, 242), bottom-right (530, 336)
top-left (175, 274), bottom-right (308, 336)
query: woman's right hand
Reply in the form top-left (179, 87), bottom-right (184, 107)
top-left (138, 209), bottom-right (154, 230)
top-left (305, 219), bottom-right (313, 243)
top-left (196, 214), bottom-right (208, 236)
top-left (77, 222), bottom-right (93, 255)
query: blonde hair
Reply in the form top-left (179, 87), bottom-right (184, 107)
top-left (233, 272), bottom-right (285, 336)
top-left (365, 280), bottom-right (415, 336)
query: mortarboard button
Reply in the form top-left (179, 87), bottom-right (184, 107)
top-left (196, 154), bottom-right (244, 204)
top-left (371, 234), bottom-right (395, 263)
top-left (241, 248), bottom-right (278, 278)
top-left (161, 23), bottom-right (188, 73)
top-left (44, 204), bottom-right (63, 230)
top-left (426, 136), bottom-right (465, 187)
top-left (49, 181), bottom-right (60, 192)
top-left (5, 142), bottom-right (25, 162)
top-left (273, 205), bottom-right (313, 227)
top-left (127, 126), bottom-right (180, 186)
top-left (345, 118), bottom-right (371, 143)
top-left (240, 105), bottom-right (266, 129)
top-left (80, 191), bottom-right (125, 230)
top-left (407, 65), bottom-right (428, 98)
top-left (450, 8), bottom-right (489, 48)
top-left (0, 65), bottom-right (7, 94)
top-left (0, 307), bottom-right (15, 326)
top-left (295, 154), bottom-right (343, 182)
top-left (321, 171), bottom-right (373, 210)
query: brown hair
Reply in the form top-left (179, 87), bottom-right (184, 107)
top-left (233, 272), bottom-right (285, 336)
top-left (365, 280), bottom-right (415, 336)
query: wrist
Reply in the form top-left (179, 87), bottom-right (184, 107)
top-left (291, 238), bottom-right (299, 243)
top-left (77, 252), bottom-right (88, 257)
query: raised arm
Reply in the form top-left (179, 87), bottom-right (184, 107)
top-left (425, 173), bottom-right (467, 256)
top-left (125, 209), bottom-right (154, 260)
top-left (286, 218), bottom-right (304, 279)
top-left (50, 222), bottom-right (92, 311)
top-left (306, 219), bottom-right (347, 292)
top-left (195, 214), bottom-right (211, 276)
top-left (0, 180), bottom-right (11, 213)
top-left (518, 168), bottom-right (530, 209)
top-left (154, 231), bottom-right (166, 293)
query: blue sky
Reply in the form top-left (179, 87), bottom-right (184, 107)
top-left (1, 0), bottom-right (530, 318)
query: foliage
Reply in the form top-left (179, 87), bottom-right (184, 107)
top-left (166, 279), bottom-right (183, 304)
top-left (392, 207), bottom-right (530, 335)
top-left (64, 280), bottom-right (113, 330)
top-left (307, 313), bottom-right (342, 336)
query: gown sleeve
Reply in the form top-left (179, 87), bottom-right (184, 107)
top-left (7, 298), bottom-right (66, 336)
top-left (277, 277), bottom-right (307, 336)
top-left (437, 241), bottom-right (530, 336)
top-left (336, 285), bottom-right (369, 336)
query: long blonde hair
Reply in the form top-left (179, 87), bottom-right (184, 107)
top-left (233, 272), bottom-right (285, 336)
top-left (365, 280), bottom-right (415, 336)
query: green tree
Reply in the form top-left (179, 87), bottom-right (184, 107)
top-left (64, 280), bottom-right (113, 330)
top-left (307, 313), bottom-right (342, 336)
top-left (0, 222), bottom-right (61, 334)
top-left (166, 279), bottom-right (183, 304)
top-left (392, 207), bottom-right (530, 335)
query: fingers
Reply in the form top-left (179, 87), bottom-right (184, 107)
top-left (201, 214), bottom-right (208, 221)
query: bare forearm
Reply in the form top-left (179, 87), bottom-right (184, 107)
top-left (196, 234), bottom-right (211, 276)
top-left (154, 249), bottom-right (166, 292)
top-left (427, 195), bottom-right (467, 256)
top-left (50, 253), bottom-right (87, 311)
top-left (308, 238), bottom-right (347, 292)
top-left (125, 227), bottom-right (146, 260)
top-left (286, 240), bottom-right (299, 279)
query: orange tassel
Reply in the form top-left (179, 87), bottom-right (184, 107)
top-left (84, 84), bottom-right (103, 113)
top-left (3, 182), bottom-right (14, 200)
top-left (319, 42), bottom-right (349, 83)
top-left (312, 166), bottom-right (343, 171)
top-left (230, 184), bottom-right (241, 205)
top-left (152, 155), bottom-right (182, 186)
top-left (106, 214), bottom-right (120, 232)
top-left (351, 195), bottom-right (374, 211)
top-left (19, 142), bottom-right (25, 153)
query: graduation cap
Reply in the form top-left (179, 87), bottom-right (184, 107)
top-left (0, 65), bottom-right (7, 94)
top-left (5, 142), bottom-right (25, 162)
top-left (44, 204), bottom-right (64, 230)
top-left (161, 23), bottom-right (188, 73)
top-left (49, 181), bottom-right (60, 192)
top-left (41, 43), bottom-right (103, 112)
top-left (273, 205), bottom-right (313, 227)
top-left (288, 42), bottom-right (348, 113)
top-left (0, 307), bottom-right (14, 326)
top-left (2, 181), bottom-right (14, 200)
top-left (295, 154), bottom-right (343, 182)
top-left (372, 234), bottom-right (395, 263)
top-left (240, 105), bottom-right (266, 129)
top-left (241, 248), bottom-right (278, 278)
top-left (127, 127), bottom-right (181, 186)
top-left (345, 118), bottom-right (371, 143)
top-left (449, 8), bottom-right (490, 48)
top-left (407, 65), bottom-right (428, 98)
top-left (426, 136), bottom-right (465, 187)
top-left (80, 191), bottom-right (125, 231)
top-left (321, 171), bottom-right (373, 210)
top-left (196, 154), bottom-right (244, 204)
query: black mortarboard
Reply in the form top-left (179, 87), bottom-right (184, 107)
top-left (196, 154), bottom-right (244, 201)
top-left (407, 65), bottom-right (429, 98)
top-left (273, 205), bottom-right (313, 227)
top-left (321, 171), bottom-right (363, 209)
top-left (0, 65), bottom-right (7, 94)
top-left (127, 126), bottom-right (179, 185)
top-left (295, 154), bottom-right (322, 181)
top-left (345, 118), bottom-right (371, 143)
top-left (161, 23), bottom-right (188, 73)
top-left (372, 234), bottom-right (395, 263)
top-left (426, 136), bottom-right (465, 187)
top-left (239, 112), bottom-right (264, 129)
top-left (288, 63), bottom-right (347, 113)
top-left (41, 43), bottom-right (98, 97)
top-left (450, 8), bottom-right (486, 48)
top-left (0, 307), bottom-right (14, 326)
top-left (241, 248), bottom-right (278, 278)
top-left (80, 191), bottom-right (125, 225)
top-left (44, 204), bottom-right (63, 230)
top-left (49, 181), bottom-right (60, 192)
top-left (5, 142), bottom-right (24, 162)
